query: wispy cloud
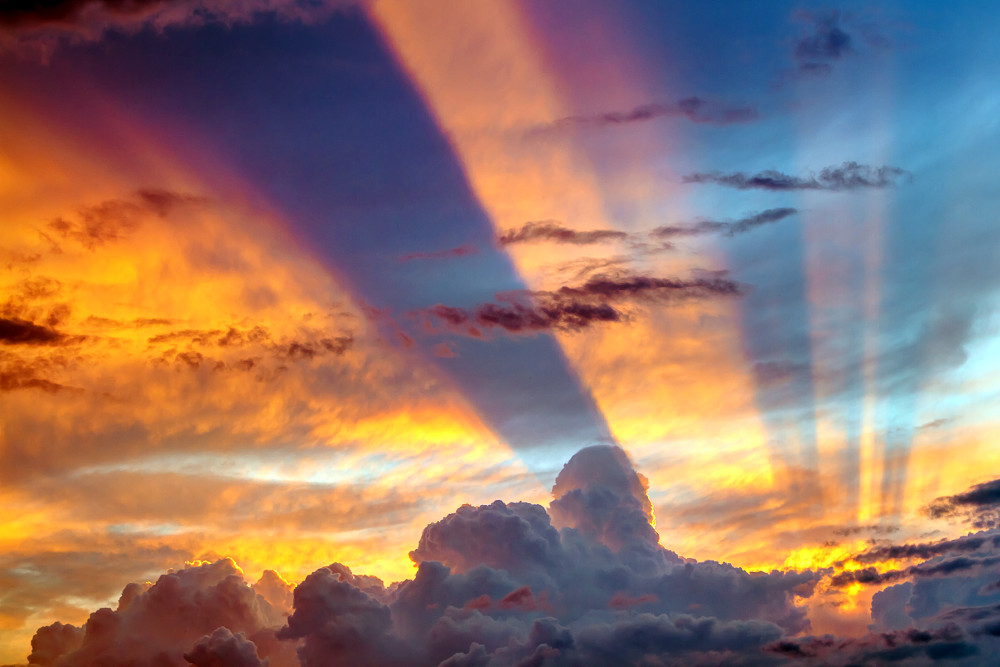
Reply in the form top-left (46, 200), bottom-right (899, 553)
top-left (531, 97), bottom-right (758, 135)
top-left (498, 221), bottom-right (628, 246)
top-left (423, 272), bottom-right (745, 336)
top-left (398, 244), bottom-right (478, 262)
top-left (683, 162), bottom-right (910, 191)
top-left (653, 208), bottom-right (798, 238)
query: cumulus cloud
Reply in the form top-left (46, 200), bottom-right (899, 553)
top-left (183, 627), bottom-right (268, 667)
top-left (25, 558), bottom-right (292, 667)
top-left (683, 162), bottom-right (910, 191)
top-left (25, 445), bottom-right (823, 666)
top-left (26, 448), bottom-right (1000, 665)
top-left (423, 272), bottom-right (745, 336)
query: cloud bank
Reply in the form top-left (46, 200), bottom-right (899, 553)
top-left (20, 451), bottom-right (1000, 665)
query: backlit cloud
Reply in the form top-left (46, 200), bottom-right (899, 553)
top-left (422, 272), bottom-right (745, 336)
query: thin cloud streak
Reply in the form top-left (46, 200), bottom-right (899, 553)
top-left (683, 162), bottom-right (910, 191)
top-left (422, 272), bottom-right (746, 336)
top-left (530, 97), bottom-right (758, 135)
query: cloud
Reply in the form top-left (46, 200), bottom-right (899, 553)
top-left (851, 532), bottom-right (1000, 566)
top-left (29, 446), bottom-right (1000, 665)
top-left (532, 97), bottom-right (758, 134)
top-left (0, 317), bottom-right (65, 345)
top-left (276, 565), bottom-right (405, 667)
top-left (829, 555), bottom-right (1000, 589)
top-left (653, 208), bottom-right (798, 239)
top-left (792, 11), bottom-right (853, 77)
top-left (183, 627), bottom-right (268, 667)
top-left (767, 626), bottom-right (980, 663)
top-left (143, 322), bottom-right (353, 372)
top-left (422, 272), bottom-right (745, 336)
top-left (24, 558), bottom-right (291, 667)
top-left (0, 0), bottom-right (360, 58)
top-left (399, 244), bottom-right (478, 262)
top-left (497, 221), bottom-right (628, 246)
top-left (0, 363), bottom-right (82, 393)
top-left (926, 477), bottom-right (1000, 529)
top-left (26, 445), bottom-right (823, 666)
top-left (683, 162), bottom-right (910, 191)
top-left (45, 189), bottom-right (206, 251)
top-left (26, 622), bottom-right (84, 666)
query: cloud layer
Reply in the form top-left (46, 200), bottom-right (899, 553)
top-left (22, 452), bottom-right (1000, 666)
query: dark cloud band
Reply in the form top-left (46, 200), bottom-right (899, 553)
top-left (683, 162), bottom-right (910, 191)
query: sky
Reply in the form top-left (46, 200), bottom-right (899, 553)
top-left (2, 0), bottom-right (1000, 664)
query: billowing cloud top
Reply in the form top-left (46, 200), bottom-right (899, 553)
top-left (22, 449), bottom-right (1000, 666)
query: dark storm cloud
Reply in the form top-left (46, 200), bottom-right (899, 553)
top-left (683, 162), bottom-right (910, 191)
top-left (0, 317), bottom-right (65, 345)
top-left (653, 208), bottom-right (798, 239)
top-left (24, 558), bottom-right (294, 667)
top-left (533, 97), bottom-right (758, 134)
top-left (498, 221), bottom-right (629, 246)
top-left (423, 272), bottom-right (745, 335)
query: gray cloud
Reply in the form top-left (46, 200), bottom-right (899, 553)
top-left (653, 208), bottom-right (798, 239)
top-left (498, 221), bottom-right (629, 246)
top-left (532, 97), bottom-right (758, 134)
top-left (683, 162), bottom-right (910, 191)
top-left (793, 11), bottom-right (853, 77)
top-left (424, 272), bottom-right (745, 336)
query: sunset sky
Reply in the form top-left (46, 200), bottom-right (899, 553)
top-left (3, 1), bottom-right (1000, 665)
